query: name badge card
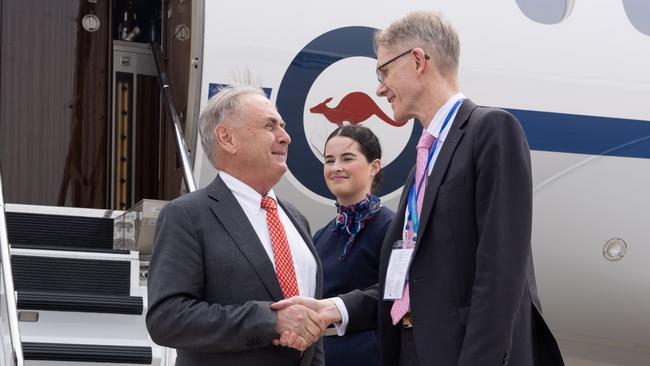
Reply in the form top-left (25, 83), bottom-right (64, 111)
top-left (383, 239), bottom-right (415, 300)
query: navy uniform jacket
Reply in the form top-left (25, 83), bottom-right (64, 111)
top-left (314, 206), bottom-right (393, 366)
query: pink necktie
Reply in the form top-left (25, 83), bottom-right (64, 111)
top-left (390, 130), bottom-right (436, 325)
top-left (261, 196), bottom-right (299, 298)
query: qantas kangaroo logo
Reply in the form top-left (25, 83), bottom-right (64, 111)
top-left (309, 92), bottom-right (408, 127)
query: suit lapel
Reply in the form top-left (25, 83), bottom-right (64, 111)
top-left (379, 167), bottom-right (415, 281)
top-left (397, 167), bottom-right (415, 221)
top-left (416, 100), bottom-right (477, 244)
top-left (207, 176), bottom-right (285, 301)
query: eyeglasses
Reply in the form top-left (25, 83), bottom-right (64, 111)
top-left (376, 48), bottom-right (430, 83)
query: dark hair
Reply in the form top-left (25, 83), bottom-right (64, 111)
top-left (324, 125), bottom-right (383, 194)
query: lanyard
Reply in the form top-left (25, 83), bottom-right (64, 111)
top-left (406, 98), bottom-right (464, 237)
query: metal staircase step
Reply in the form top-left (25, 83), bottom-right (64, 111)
top-left (22, 342), bottom-right (152, 364)
top-left (4, 204), bottom-right (122, 252)
top-left (17, 291), bottom-right (143, 315)
top-left (11, 242), bottom-right (130, 254)
top-left (12, 253), bottom-right (132, 296)
top-left (19, 307), bottom-right (151, 343)
top-left (6, 211), bottom-right (114, 251)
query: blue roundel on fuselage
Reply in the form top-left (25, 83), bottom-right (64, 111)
top-left (276, 26), bottom-right (422, 200)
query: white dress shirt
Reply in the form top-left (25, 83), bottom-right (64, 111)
top-left (332, 92), bottom-right (466, 334)
top-left (219, 171), bottom-right (317, 298)
top-left (423, 92), bottom-right (465, 175)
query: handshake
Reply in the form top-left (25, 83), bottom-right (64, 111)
top-left (272, 296), bottom-right (343, 351)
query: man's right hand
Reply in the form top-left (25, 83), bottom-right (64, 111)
top-left (272, 296), bottom-right (342, 324)
top-left (271, 297), bottom-right (342, 350)
top-left (275, 303), bottom-right (326, 351)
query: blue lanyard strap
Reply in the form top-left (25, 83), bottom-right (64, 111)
top-left (406, 98), bottom-right (464, 235)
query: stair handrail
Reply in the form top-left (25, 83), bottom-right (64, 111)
top-left (0, 167), bottom-right (25, 366)
top-left (150, 42), bottom-right (197, 193)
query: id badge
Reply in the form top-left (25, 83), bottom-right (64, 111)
top-left (383, 239), bottom-right (415, 300)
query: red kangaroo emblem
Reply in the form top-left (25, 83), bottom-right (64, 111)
top-left (309, 92), bottom-right (408, 127)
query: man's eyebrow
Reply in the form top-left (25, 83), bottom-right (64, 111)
top-left (262, 117), bottom-right (278, 127)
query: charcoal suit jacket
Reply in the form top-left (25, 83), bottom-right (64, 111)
top-left (146, 175), bottom-right (324, 366)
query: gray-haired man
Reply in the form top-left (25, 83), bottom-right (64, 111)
top-left (146, 84), bottom-right (325, 366)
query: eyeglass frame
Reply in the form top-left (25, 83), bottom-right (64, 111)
top-left (376, 48), bottom-right (431, 83)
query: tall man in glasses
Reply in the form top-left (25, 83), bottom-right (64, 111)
top-left (146, 83), bottom-right (325, 366)
top-left (274, 10), bottom-right (564, 366)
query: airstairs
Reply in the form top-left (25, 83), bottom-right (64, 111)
top-left (0, 41), bottom-right (191, 366)
top-left (0, 203), bottom-right (173, 366)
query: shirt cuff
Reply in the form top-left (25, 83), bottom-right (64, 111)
top-left (330, 296), bottom-right (349, 336)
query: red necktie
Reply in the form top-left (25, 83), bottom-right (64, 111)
top-left (390, 130), bottom-right (436, 325)
top-left (261, 196), bottom-right (299, 298)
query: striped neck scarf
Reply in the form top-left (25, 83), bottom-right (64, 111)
top-left (333, 194), bottom-right (381, 261)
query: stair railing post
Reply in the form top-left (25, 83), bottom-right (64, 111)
top-left (0, 167), bottom-right (25, 365)
top-left (150, 42), bottom-right (197, 193)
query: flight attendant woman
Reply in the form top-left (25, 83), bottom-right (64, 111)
top-left (314, 125), bottom-right (394, 366)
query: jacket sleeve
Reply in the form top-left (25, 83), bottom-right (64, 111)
top-left (339, 208), bottom-right (396, 334)
top-left (145, 200), bottom-right (278, 353)
top-left (339, 284), bottom-right (379, 333)
top-left (309, 339), bottom-right (325, 366)
top-left (457, 109), bottom-right (533, 365)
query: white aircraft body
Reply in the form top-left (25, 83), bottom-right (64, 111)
top-left (190, 1), bottom-right (650, 365)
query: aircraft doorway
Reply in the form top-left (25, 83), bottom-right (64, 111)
top-left (0, 0), bottom-right (193, 210)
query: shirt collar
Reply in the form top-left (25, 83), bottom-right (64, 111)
top-left (219, 171), bottom-right (278, 214)
top-left (425, 92), bottom-right (465, 140)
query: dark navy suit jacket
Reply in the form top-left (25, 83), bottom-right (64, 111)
top-left (340, 100), bottom-right (565, 366)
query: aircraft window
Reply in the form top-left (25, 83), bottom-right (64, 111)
top-left (623, 0), bottom-right (650, 36)
top-left (515, 0), bottom-right (574, 24)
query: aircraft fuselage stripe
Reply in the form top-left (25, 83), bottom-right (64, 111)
top-left (508, 108), bottom-right (650, 159)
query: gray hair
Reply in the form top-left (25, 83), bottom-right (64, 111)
top-left (375, 11), bottom-right (460, 74)
top-left (198, 84), bottom-right (267, 167)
